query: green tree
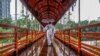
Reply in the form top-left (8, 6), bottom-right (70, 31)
top-left (55, 23), bottom-right (64, 30)
top-left (89, 20), bottom-right (100, 32)
top-left (17, 18), bottom-right (26, 27)
top-left (0, 18), bottom-right (13, 30)
top-left (80, 20), bottom-right (89, 26)
top-left (32, 19), bottom-right (40, 30)
top-left (80, 20), bottom-right (89, 32)
top-left (89, 20), bottom-right (99, 24)
top-left (0, 18), bottom-right (12, 24)
top-left (67, 20), bottom-right (77, 28)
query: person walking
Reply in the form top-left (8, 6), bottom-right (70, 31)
top-left (44, 22), bottom-right (55, 46)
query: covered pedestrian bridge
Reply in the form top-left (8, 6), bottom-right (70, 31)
top-left (0, 0), bottom-right (100, 56)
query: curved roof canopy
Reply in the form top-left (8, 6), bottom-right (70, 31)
top-left (20, 0), bottom-right (76, 26)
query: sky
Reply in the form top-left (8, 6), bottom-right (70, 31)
top-left (70, 0), bottom-right (100, 22)
top-left (10, 0), bottom-right (100, 22)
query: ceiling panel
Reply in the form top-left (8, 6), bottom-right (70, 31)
top-left (20, 0), bottom-right (76, 26)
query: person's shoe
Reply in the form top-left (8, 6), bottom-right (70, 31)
top-left (51, 43), bottom-right (53, 46)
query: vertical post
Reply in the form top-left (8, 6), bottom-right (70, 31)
top-left (29, 30), bottom-right (31, 43)
top-left (26, 29), bottom-right (28, 56)
top-left (15, 0), bottom-right (17, 25)
top-left (15, 0), bottom-right (18, 55)
top-left (31, 30), bottom-right (33, 42)
top-left (31, 30), bottom-right (34, 56)
top-left (96, 40), bottom-right (97, 46)
top-left (14, 28), bottom-right (18, 55)
top-left (78, 0), bottom-right (81, 25)
top-left (78, 0), bottom-right (81, 55)
top-left (68, 29), bottom-right (70, 56)
top-left (61, 31), bottom-right (63, 50)
top-left (68, 10), bottom-right (71, 22)
top-left (26, 29), bottom-right (28, 44)
top-left (68, 29), bottom-right (70, 45)
top-left (63, 31), bottom-right (65, 56)
top-left (78, 27), bottom-right (81, 56)
top-left (35, 31), bottom-right (37, 56)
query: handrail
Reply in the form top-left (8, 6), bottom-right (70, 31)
top-left (64, 23), bottom-right (100, 55)
top-left (64, 23), bottom-right (100, 30)
top-left (0, 24), bottom-right (29, 30)
top-left (0, 23), bottom-right (45, 56)
top-left (79, 23), bottom-right (100, 29)
top-left (82, 32), bottom-right (100, 36)
top-left (2, 32), bottom-right (45, 56)
top-left (55, 31), bottom-right (100, 56)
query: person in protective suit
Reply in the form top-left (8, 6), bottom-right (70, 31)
top-left (44, 22), bottom-right (55, 46)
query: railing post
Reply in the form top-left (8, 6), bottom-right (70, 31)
top-left (28, 29), bottom-right (32, 43)
top-left (26, 29), bottom-right (28, 44)
top-left (63, 31), bottom-right (65, 56)
top-left (78, 27), bottom-right (81, 56)
top-left (61, 31), bottom-right (63, 50)
top-left (26, 29), bottom-right (28, 56)
top-left (31, 30), bottom-right (34, 56)
top-left (68, 29), bottom-right (70, 56)
top-left (14, 28), bottom-right (18, 55)
top-left (35, 31), bottom-right (37, 56)
top-left (31, 30), bottom-right (33, 42)
top-left (68, 29), bottom-right (70, 46)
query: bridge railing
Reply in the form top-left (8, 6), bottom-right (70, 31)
top-left (0, 24), bottom-right (45, 56)
top-left (55, 23), bottom-right (100, 56)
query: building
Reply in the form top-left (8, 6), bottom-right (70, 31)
top-left (0, 0), bottom-right (11, 19)
top-left (58, 12), bottom-right (70, 25)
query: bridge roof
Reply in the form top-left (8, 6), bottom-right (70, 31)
top-left (20, 0), bottom-right (76, 27)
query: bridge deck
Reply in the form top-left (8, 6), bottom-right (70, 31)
top-left (17, 37), bottom-right (78, 56)
top-left (39, 37), bottom-right (77, 56)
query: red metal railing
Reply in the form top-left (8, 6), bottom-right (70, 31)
top-left (0, 24), bottom-right (45, 56)
top-left (55, 23), bottom-right (100, 56)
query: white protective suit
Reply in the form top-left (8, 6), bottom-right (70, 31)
top-left (44, 24), bottom-right (55, 45)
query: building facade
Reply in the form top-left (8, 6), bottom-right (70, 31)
top-left (0, 0), bottom-right (11, 19)
top-left (58, 13), bottom-right (70, 25)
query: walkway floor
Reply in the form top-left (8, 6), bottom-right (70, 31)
top-left (39, 38), bottom-right (77, 56)
top-left (54, 38), bottom-right (77, 56)
top-left (19, 37), bottom-right (45, 56)
top-left (18, 37), bottom-right (77, 56)
top-left (39, 40), bottom-right (57, 56)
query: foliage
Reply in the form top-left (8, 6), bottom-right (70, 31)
top-left (0, 38), bottom-right (13, 43)
top-left (80, 20), bottom-right (89, 26)
top-left (0, 27), bottom-right (4, 32)
top-left (89, 20), bottom-right (99, 24)
top-left (0, 18), bottom-right (13, 32)
top-left (0, 27), bottom-right (13, 33)
top-left (0, 18), bottom-right (12, 24)
top-left (16, 18), bottom-right (40, 30)
top-left (17, 18), bottom-right (26, 27)
top-left (67, 20), bottom-right (77, 28)
top-left (88, 20), bottom-right (100, 32)
top-left (32, 19), bottom-right (40, 30)
top-left (55, 23), bottom-right (64, 30)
